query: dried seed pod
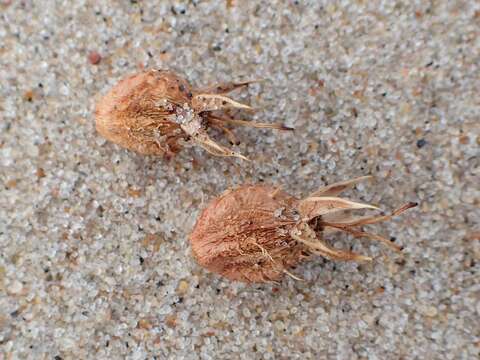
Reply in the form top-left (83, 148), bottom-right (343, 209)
top-left (95, 69), bottom-right (292, 159)
top-left (189, 176), bottom-right (417, 283)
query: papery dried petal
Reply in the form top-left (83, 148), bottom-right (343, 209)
top-left (308, 175), bottom-right (372, 197)
top-left (298, 196), bottom-right (379, 221)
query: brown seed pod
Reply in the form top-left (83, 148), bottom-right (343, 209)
top-left (189, 176), bottom-right (417, 283)
top-left (95, 69), bottom-right (292, 159)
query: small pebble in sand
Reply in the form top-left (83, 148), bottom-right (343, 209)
top-left (88, 51), bottom-right (102, 65)
top-left (416, 139), bottom-right (427, 148)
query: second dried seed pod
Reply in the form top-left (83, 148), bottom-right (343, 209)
top-left (189, 176), bottom-right (417, 283)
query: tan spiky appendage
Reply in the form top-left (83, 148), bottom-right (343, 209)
top-left (189, 81), bottom-right (293, 160)
top-left (189, 176), bottom-right (417, 283)
top-left (291, 176), bottom-right (417, 262)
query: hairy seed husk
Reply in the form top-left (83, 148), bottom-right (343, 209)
top-left (189, 177), bottom-right (417, 283)
top-left (95, 69), bottom-right (292, 160)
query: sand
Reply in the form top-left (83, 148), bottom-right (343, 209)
top-left (1, 1), bottom-right (479, 359)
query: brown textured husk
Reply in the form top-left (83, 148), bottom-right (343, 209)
top-left (190, 185), bottom-right (305, 283)
top-left (95, 70), bottom-right (190, 156)
top-left (96, 69), bottom-right (293, 160)
top-left (189, 181), bottom-right (417, 283)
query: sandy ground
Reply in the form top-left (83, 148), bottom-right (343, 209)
top-left (1, 1), bottom-right (479, 359)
